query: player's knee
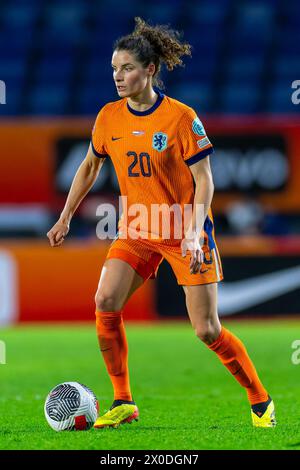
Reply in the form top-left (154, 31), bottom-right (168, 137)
top-left (95, 292), bottom-right (123, 312)
top-left (195, 322), bottom-right (220, 345)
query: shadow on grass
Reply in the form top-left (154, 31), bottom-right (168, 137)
top-left (286, 442), bottom-right (300, 448)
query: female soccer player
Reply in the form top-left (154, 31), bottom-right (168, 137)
top-left (47, 17), bottom-right (276, 429)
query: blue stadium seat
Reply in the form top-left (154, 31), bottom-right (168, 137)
top-left (36, 41), bottom-right (77, 66)
top-left (274, 57), bottom-right (300, 80)
top-left (229, 1), bottom-right (274, 55)
top-left (39, 29), bottom-right (87, 48)
top-left (174, 56), bottom-right (216, 82)
top-left (88, 28), bottom-right (121, 57)
top-left (35, 3), bottom-right (87, 50)
top-left (277, 27), bottom-right (300, 55)
top-left (220, 84), bottom-right (261, 113)
top-left (187, 25), bottom-right (222, 54)
top-left (236, 1), bottom-right (276, 28)
top-left (138, 3), bottom-right (181, 24)
top-left (226, 56), bottom-right (265, 80)
top-left (84, 54), bottom-right (114, 86)
top-left (46, 0), bottom-right (86, 5)
top-left (230, 41), bottom-right (268, 57)
top-left (28, 85), bottom-right (70, 115)
top-left (170, 82), bottom-right (213, 113)
top-left (84, 72), bottom-right (113, 90)
top-left (281, 0), bottom-right (300, 27)
top-left (1, 4), bottom-right (40, 29)
top-left (188, 0), bottom-right (229, 25)
top-left (0, 31), bottom-right (32, 57)
top-left (82, 73), bottom-right (115, 99)
top-left (44, 3), bottom-right (87, 26)
top-left (38, 24), bottom-right (87, 50)
top-left (76, 88), bottom-right (113, 115)
top-left (2, 75), bottom-right (23, 89)
top-left (228, 25), bottom-right (270, 56)
top-left (90, 23), bottom-right (129, 46)
top-left (0, 100), bottom-right (20, 116)
top-left (4, 0), bottom-right (41, 4)
top-left (1, 0), bottom-right (298, 115)
top-left (90, 0), bottom-right (136, 29)
top-left (267, 81), bottom-right (300, 113)
top-left (34, 57), bottom-right (74, 87)
top-left (0, 57), bottom-right (27, 79)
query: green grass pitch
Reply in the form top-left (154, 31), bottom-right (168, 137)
top-left (0, 320), bottom-right (299, 450)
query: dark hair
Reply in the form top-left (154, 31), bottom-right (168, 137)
top-left (113, 17), bottom-right (192, 89)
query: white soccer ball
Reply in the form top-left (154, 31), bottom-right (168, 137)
top-left (44, 382), bottom-right (99, 431)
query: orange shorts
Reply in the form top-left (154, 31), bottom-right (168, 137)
top-left (105, 235), bottom-right (223, 286)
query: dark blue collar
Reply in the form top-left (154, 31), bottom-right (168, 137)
top-left (127, 87), bottom-right (165, 116)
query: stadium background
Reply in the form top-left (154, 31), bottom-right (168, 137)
top-left (0, 0), bottom-right (299, 324)
top-left (0, 0), bottom-right (300, 451)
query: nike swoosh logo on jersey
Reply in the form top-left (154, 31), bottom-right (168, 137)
top-left (112, 137), bottom-right (122, 141)
top-left (218, 265), bottom-right (300, 316)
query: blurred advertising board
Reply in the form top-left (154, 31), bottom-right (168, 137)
top-left (0, 117), bottom-right (300, 212)
top-left (0, 241), bottom-right (157, 325)
top-left (0, 237), bottom-right (299, 324)
top-left (157, 236), bottom-right (300, 318)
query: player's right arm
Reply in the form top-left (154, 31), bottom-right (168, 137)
top-left (47, 144), bottom-right (106, 247)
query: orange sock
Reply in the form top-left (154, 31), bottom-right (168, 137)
top-left (95, 310), bottom-right (132, 402)
top-left (207, 326), bottom-right (268, 405)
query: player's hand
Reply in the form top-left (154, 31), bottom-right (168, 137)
top-left (181, 235), bottom-right (204, 274)
top-left (47, 220), bottom-right (70, 247)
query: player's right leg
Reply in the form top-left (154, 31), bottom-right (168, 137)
top-left (94, 258), bottom-right (144, 428)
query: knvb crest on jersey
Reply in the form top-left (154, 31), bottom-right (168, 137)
top-left (192, 117), bottom-right (206, 136)
top-left (152, 132), bottom-right (168, 152)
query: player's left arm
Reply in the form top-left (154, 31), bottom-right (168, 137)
top-left (181, 156), bottom-right (214, 274)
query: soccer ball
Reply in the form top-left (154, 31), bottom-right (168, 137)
top-left (44, 382), bottom-right (99, 431)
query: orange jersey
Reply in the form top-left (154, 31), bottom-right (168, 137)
top-left (91, 87), bottom-right (215, 247)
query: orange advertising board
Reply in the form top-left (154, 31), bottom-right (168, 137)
top-left (0, 240), bottom-right (158, 324)
top-left (0, 117), bottom-right (300, 211)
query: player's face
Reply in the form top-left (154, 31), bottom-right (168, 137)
top-left (112, 50), bottom-right (154, 97)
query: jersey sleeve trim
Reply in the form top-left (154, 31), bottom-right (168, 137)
top-left (185, 146), bottom-right (214, 166)
top-left (91, 140), bottom-right (108, 159)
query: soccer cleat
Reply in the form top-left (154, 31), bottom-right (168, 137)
top-left (93, 399), bottom-right (139, 429)
top-left (251, 396), bottom-right (276, 428)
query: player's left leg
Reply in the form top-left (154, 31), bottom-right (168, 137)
top-left (182, 283), bottom-right (276, 427)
